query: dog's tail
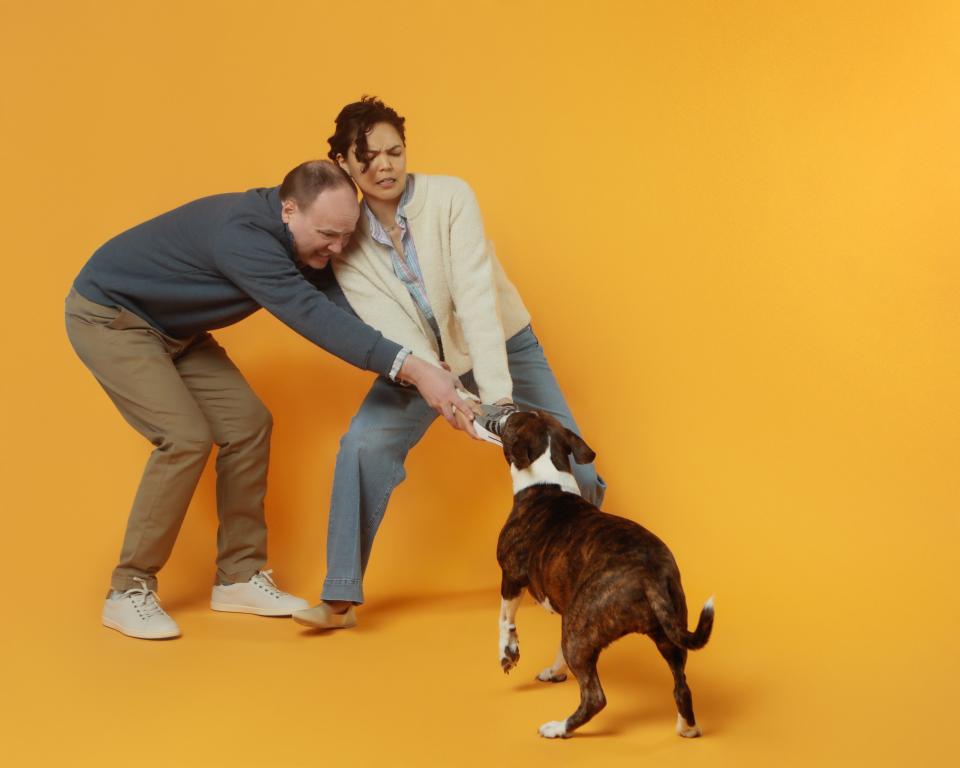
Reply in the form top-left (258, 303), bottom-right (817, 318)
top-left (645, 584), bottom-right (715, 651)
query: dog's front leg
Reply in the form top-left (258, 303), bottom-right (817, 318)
top-left (536, 646), bottom-right (568, 683)
top-left (499, 579), bottom-right (523, 674)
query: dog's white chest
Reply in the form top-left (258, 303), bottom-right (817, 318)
top-left (510, 437), bottom-right (581, 496)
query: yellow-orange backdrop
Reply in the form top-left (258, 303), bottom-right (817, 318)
top-left (2, 1), bottom-right (957, 766)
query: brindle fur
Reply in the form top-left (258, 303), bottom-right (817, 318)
top-left (497, 411), bottom-right (714, 738)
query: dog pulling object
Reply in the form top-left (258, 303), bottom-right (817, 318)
top-left (495, 410), bottom-right (715, 740)
top-left (456, 388), bottom-right (518, 447)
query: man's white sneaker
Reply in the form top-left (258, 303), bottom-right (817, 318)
top-left (210, 569), bottom-right (309, 617)
top-left (102, 578), bottom-right (181, 640)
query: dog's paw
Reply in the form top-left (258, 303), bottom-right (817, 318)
top-left (536, 669), bottom-right (567, 683)
top-left (500, 642), bottom-right (520, 673)
top-left (538, 720), bottom-right (569, 739)
top-left (676, 714), bottom-right (702, 738)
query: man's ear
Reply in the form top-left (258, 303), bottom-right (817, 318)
top-left (564, 428), bottom-right (596, 465)
top-left (281, 199), bottom-right (297, 223)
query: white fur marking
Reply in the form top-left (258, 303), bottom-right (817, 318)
top-left (537, 646), bottom-right (568, 681)
top-left (510, 437), bottom-right (581, 496)
top-left (676, 713), bottom-right (702, 738)
top-left (704, 595), bottom-right (715, 612)
top-left (498, 596), bottom-right (521, 669)
top-left (539, 720), bottom-right (568, 738)
top-left (540, 597), bottom-right (556, 614)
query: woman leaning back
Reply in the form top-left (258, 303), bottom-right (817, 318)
top-left (292, 97), bottom-right (605, 629)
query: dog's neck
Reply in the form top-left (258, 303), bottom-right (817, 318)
top-left (510, 437), bottom-right (582, 497)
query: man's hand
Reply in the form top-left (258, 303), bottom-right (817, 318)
top-left (398, 355), bottom-right (476, 431)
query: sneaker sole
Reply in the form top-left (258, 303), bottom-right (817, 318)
top-left (102, 616), bottom-right (181, 640)
top-left (210, 602), bottom-right (302, 617)
top-left (471, 422), bottom-right (503, 447)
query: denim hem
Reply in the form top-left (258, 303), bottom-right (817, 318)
top-left (322, 578), bottom-right (364, 604)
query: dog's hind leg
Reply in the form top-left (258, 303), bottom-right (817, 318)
top-left (655, 638), bottom-right (701, 737)
top-left (536, 646), bottom-right (568, 683)
top-left (538, 637), bottom-right (606, 738)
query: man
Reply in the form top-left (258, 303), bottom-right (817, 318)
top-left (66, 160), bottom-right (473, 640)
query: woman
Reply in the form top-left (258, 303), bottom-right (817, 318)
top-left (292, 97), bottom-right (605, 629)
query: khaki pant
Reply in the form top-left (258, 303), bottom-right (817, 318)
top-left (65, 288), bottom-right (272, 591)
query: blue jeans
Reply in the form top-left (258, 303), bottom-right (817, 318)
top-left (322, 325), bottom-right (607, 603)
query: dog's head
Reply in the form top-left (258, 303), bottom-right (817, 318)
top-left (501, 410), bottom-right (596, 477)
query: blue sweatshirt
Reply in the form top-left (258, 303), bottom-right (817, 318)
top-left (74, 186), bottom-right (401, 375)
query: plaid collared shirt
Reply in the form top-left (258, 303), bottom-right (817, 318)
top-left (363, 175), bottom-right (444, 356)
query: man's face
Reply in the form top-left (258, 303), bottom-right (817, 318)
top-left (282, 186), bottom-right (359, 269)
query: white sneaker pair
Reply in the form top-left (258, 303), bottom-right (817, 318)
top-left (102, 570), bottom-right (308, 640)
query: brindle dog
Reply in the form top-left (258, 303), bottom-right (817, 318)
top-left (496, 410), bottom-right (714, 739)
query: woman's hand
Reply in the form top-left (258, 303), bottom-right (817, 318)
top-left (398, 355), bottom-right (476, 431)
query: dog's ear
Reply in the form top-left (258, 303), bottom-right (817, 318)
top-left (564, 428), bottom-right (596, 465)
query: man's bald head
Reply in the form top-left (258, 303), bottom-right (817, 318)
top-left (280, 159), bottom-right (355, 210)
top-left (280, 160), bottom-right (360, 270)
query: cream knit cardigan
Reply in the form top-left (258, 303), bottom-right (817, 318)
top-left (332, 174), bottom-right (531, 403)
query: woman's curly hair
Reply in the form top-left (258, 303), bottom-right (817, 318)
top-left (327, 96), bottom-right (406, 173)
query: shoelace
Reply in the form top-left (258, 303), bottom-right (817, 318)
top-left (121, 578), bottom-right (167, 619)
top-left (252, 569), bottom-right (282, 597)
top-left (479, 404), bottom-right (518, 437)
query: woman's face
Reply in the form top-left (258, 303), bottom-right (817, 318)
top-left (338, 121), bottom-right (407, 205)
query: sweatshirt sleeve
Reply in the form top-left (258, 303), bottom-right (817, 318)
top-left (446, 179), bottom-right (513, 403)
top-left (214, 222), bottom-right (402, 375)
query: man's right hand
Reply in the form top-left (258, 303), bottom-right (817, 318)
top-left (398, 355), bottom-right (476, 431)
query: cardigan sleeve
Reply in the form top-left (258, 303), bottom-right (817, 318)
top-left (447, 180), bottom-right (513, 402)
top-left (332, 257), bottom-right (445, 371)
